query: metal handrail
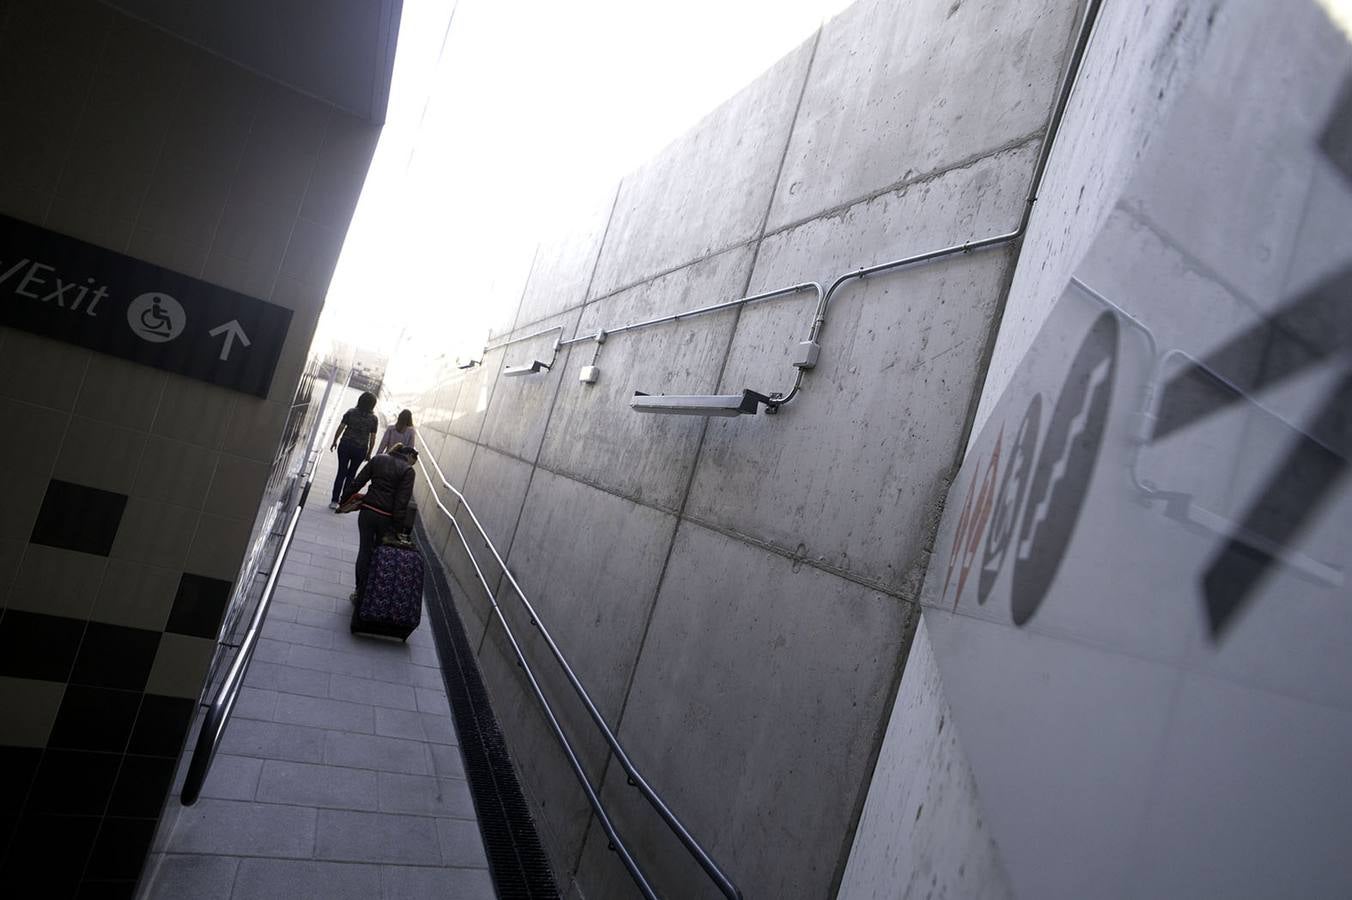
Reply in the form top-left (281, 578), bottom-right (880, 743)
top-left (416, 464), bottom-right (662, 899)
top-left (418, 451), bottom-right (743, 900)
top-left (181, 440), bottom-right (327, 806)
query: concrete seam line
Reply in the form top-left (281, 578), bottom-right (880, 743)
top-left (953, 0), bottom-right (1105, 466)
top-left (544, 173), bottom-right (630, 886)
top-left (762, 130), bottom-right (1047, 241)
top-left (465, 182), bottom-right (613, 656)
top-left (578, 27), bottom-right (825, 885)
top-left (826, 599), bottom-right (923, 900)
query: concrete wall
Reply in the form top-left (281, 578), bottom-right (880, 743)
top-left (389, 0), bottom-right (1086, 896)
top-left (0, 1), bottom-right (380, 894)
top-left (845, 1), bottom-right (1352, 898)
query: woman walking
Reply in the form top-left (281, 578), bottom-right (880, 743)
top-left (376, 409), bottom-right (417, 454)
top-left (329, 391), bottom-right (379, 510)
top-left (347, 444), bottom-right (417, 602)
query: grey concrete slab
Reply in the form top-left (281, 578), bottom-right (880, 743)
top-left (231, 858), bottom-right (383, 900)
top-left (837, 619), bottom-right (1010, 899)
top-left (244, 660), bottom-right (332, 698)
top-left (589, 39), bottom-right (814, 297)
top-left (218, 718), bottom-right (327, 764)
top-left (418, 714), bottom-right (456, 747)
top-left (274, 692), bottom-right (376, 734)
top-left (537, 245), bottom-right (756, 511)
top-left (329, 673), bottom-right (418, 711)
top-left (382, 864), bottom-right (496, 900)
top-left (164, 797), bottom-right (318, 857)
top-left (257, 759), bottom-right (379, 811)
top-left (514, 186), bottom-right (617, 331)
top-left (374, 706), bottom-right (427, 741)
top-left (436, 817), bottom-right (491, 869)
top-left (323, 731), bottom-right (433, 776)
top-left (288, 604), bottom-right (354, 632)
top-left (287, 643), bottom-right (376, 679)
top-left (409, 665), bottom-right (448, 692)
top-left (479, 308), bottom-right (585, 463)
top-left (414, 686), bottom-right (450, 716)
top-left (1122, 1), bottom-right (1345, 315)
top-left (574, 521), bottom-right (909, 900)
top-left (469, 466), bottom-right (677, 865)
top-left (428, 744), bottom-right (466, 781)
top-left (272, 585), bottom-right (337, 612)
top-left (268, 619), bottom-right (335, 649)
top-left (440, 444), bottom-right (535, 645)
top-left (686, 144), bottom-right (1036, 596)
top-left (170, 752), bottom-right (264, 803)
top-left (234, 685), bottom-right (279, 720)
top-left (447, 345), bottom-right (506, 442)
top-left (142, 854), bottom-right (239, 900)
top-left (314, 809), bottom-right (443, 865)
top-left (970, 0), bottom-right (1216, 440)
top-left (768, 0), bottom-right (1078, 230)
top-left (377, 773), bottom-right (475, 819)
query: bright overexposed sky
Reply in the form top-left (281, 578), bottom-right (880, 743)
top-left (316, 0), bottom-right (853, 367)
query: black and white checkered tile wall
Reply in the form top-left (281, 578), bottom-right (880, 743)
top-left (1, 478), bottom-right (232, 897)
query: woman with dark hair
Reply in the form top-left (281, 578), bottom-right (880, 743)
top-left (329, 391), bottom-right (379, 510)
top-left (377, 409), bottom-right (417, 455)
top-left (348, 443), bottom-right (418, 604)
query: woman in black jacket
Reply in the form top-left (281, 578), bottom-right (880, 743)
top-left (348, 443), bottom-right (417, 601)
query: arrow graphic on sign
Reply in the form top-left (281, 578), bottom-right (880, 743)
top-left (209, 320), bottom-right (252, 361)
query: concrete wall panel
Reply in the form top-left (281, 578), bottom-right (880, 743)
top-left (440, 445), bottom-right (534, 647)
top-left (971, 0), bottom-right (1216, 437)
top-left (515, 188), bottom-right (618, 331)
top-left (475, 469), bottom-right (678, 881)
top-left (447, 346), bottom-right (505, 442)
top-left (588, 40), bottom-right (815, 298)
top-left (837, 618), bottom-right (1010, 900)
top-left (687, 145), bottom-right (1034, 595)
top-left (767, 0), bottom-right (1080, 231)
top-left (573, 521), bottom-right (909, 900)
top-left (538, 246), bottom-right (756, 512)
top-left (480, 309), bottom-right (586, 463)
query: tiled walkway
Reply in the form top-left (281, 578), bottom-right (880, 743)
top-left (139, 446), bottom-right (493, 899)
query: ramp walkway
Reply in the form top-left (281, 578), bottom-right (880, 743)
top-left (139, 445), bottom-right (494, 899)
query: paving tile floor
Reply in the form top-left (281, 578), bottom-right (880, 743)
top-left (138, 446), bottom-right (493, 899)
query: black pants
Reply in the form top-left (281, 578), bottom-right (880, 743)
top-left (355, 508), bottom-right (395, 598)
top-left (332, 443), bottom-right (365, 503)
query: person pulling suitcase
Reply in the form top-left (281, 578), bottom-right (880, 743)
top-left (345, 443), bottom-right (418, 605)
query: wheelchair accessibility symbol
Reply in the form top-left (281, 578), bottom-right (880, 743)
top-left (127, 292), bottom-right (186, 343)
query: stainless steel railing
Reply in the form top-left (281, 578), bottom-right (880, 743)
top-left (417, 451), bottom-right (743, 900)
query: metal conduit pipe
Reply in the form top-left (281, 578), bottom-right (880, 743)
top-left (416, 462), bottom-right (662, 900)
top-left (420, 450), bottom-right (744, 900)
top-left (556, 281), bottom-right (823, 348)
top-left (775, 0), bottom-right (1104, 408)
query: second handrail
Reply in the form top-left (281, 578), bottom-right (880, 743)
top-left (419, 451), bottom-right (743, 900)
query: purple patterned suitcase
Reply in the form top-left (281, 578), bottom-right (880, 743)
top-left (352, 542), bottom-right (424, 640)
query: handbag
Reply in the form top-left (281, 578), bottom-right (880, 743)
top-left (337, 491), bottom-right (365, 514)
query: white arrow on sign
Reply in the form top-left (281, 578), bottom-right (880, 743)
top-left (208, 320), bottom-right (252, 361)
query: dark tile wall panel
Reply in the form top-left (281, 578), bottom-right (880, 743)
top-left (165, 573), bottom-right (232, 638)
top-left (29, 480), bottom-right (128, 556)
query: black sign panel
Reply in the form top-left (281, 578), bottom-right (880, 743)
top-left (0, 215), bottom-right (292, 397)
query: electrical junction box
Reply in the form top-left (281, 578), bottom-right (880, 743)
top-left (579, 365), bottom-right (600, 384)
top-left (793, 340), bottom-right (820, 369)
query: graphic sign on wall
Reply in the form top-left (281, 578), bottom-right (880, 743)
top-left (919, 4), bottom-right (1352, 897)
top-left (0, 215), bottom-right (292, 397)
